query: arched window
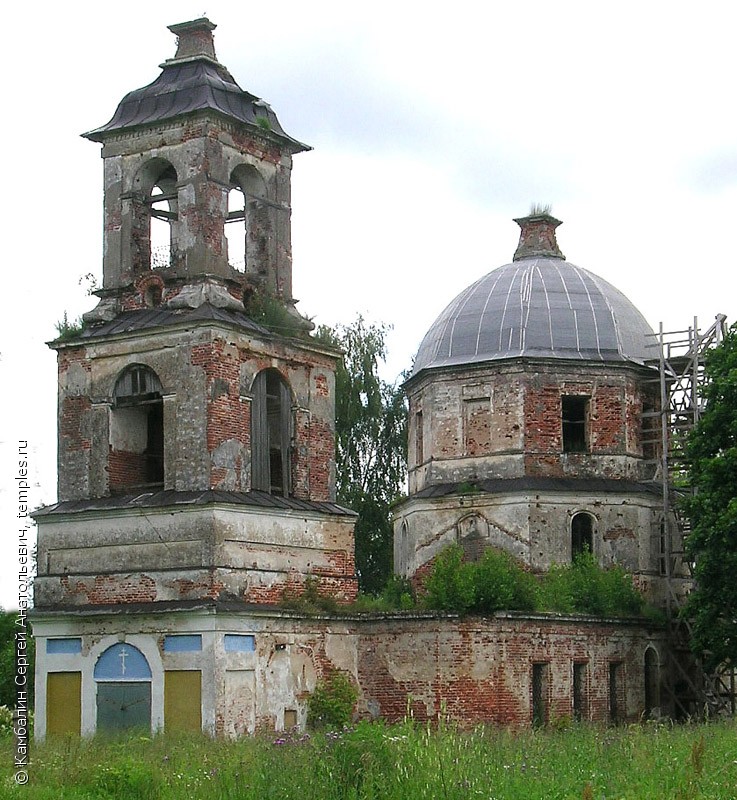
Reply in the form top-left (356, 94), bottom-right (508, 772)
top-left (226, 165), bottom-right (268, 274)
top-left (109, 365), bottom-right (164, 492)
top-left (132, 159), bottom-right (179, 272)
top-left (571, 512), bottom-right (594, 559)
top-left (251, 369), bottom-right (292, 495)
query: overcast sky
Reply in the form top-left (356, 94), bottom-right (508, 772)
top-left (1, 0), bottom-right (735, 609)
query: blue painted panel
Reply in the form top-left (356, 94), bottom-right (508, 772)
top-left (94, 643), bottom-right (152, 681)
top-left (224, 634), bottom-right (255, 653)
top-left (47, 638), bottom-right (82, 655)
top-left (163, 635), bottom-right (202, 653)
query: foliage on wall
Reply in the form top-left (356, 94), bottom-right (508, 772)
top-left (421, 546), bottom-right (645, 618)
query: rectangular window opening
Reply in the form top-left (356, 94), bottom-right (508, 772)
top-left (532, 663), bottom-right (549, 727)
top-left (415, 410), bottom-right (424, 465)
top-left (47, 638), bottom-right (82, 655)
top-left (562, 396), bottom-right (589, 453)
top-left (573, 662), bottom-right (587, 721)
top-left (464, 398), bottom-right (491, 456)
top-left (609, 662), bottom-right (624, 724)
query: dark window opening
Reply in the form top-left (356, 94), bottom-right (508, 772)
top-left (573, 662), bottom-right (587, 721)
top-left (144, 283), bottom-right (163, 308)
top-left (572, 512), bottom-right (594, 559)
top-left (252, 369), bottom-right (292, 496)
top-left (532, 663), bottom-right (549, 727)
top-left (644, 649), bottom-right (660, 719)
top-left (659, 518), bottom-right (667, 576)
top-left (641, 397), bottom-right (658, 462)
top-left (110, 365), bottom-right (164, 493)
top-left (562, 396), bottom-right (589, 453)
top-left (146, 402), bottom-right (164, 483)
top-left (415, 410), bottom-right (424, 465)
top-left (609, 662), bottom-right (623, 724)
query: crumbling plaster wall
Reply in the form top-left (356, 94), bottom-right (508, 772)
top-left (393, 490), bottom-right (663, 582)
top-left (34, 504), bottom-right (358, 609)
top-left (407, 361), bottom-right (657, 494)
top-left (355, 614), bottom-right (667, 725)
top-left (33, 610), bottom-right (666, 739)
top-left (100, 115), bottom-right (293, 297)
top-left (56, 323), bottom-right (338, 503)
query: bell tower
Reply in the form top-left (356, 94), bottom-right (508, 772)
top-left (33, 19), bottom-right (357, 739)
top-left (83, 17), bottom-right (307, 322)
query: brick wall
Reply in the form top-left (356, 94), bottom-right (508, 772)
top-left (60, 396), bottom-right (92, 453)
top-left (108, 450), bottom-right (149, 491)
top-left (191, 339), bottom-right (250, 490)
top-left (407, 362), bottom-right (653, 492)
top-left (354, 615), bottom-right (662, 726)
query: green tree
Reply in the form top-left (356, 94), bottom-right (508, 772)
top-left (0, 609), bottom-right (34, 709)
top-left (683, 323), bottom-right (737, 671)
top-left (315, 317), bottom-right (407, 593)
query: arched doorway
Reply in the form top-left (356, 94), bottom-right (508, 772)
top-left (94, 643), bottom-right (152, 733)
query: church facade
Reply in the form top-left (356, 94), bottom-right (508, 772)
top-left (394, 213), bottom-right (686, 612)
top-left (33, 19), bottom-right (674, 738)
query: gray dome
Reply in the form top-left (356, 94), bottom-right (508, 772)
top-left (413, 257), bottom-right (655, 374)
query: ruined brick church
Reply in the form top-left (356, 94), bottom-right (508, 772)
top-left (33, 19), bottom-right (679, 737)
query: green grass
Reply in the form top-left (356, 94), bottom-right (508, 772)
top-left (2, 720), bottom-right (736, 799)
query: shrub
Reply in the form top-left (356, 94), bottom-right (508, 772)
top-left (281, 576), bottom-right (338, 614)
top-left (307, 671), bottom-right (358, 729)
top-left (422, 545), bottom-right (477, 613)
top-left (54, 311), bottom-right (84, 341)
top-left (422, 546), bottom-right (644, 618)
top-left (380, 575), bottom-right (416, 610)
top-left (473, 549), bottom-right (538, 613)
top-left (244, 290), bottom-right (310, 338)
top-left (352, 576), bottom-right (416, 612)
top-left (541, 552), bottom-right (644, 617)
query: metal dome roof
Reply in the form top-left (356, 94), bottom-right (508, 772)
top-left (413, 216), bottom-right (654, 374)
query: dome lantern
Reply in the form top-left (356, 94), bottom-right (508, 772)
top-left (513, 212), bottom-right (565, 261)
